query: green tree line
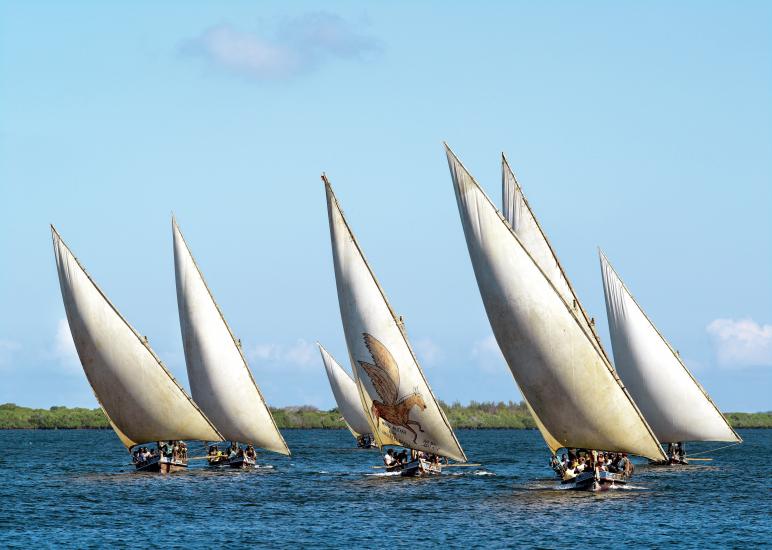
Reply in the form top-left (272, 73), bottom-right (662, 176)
top-left (1, 402), bottom-right (770, 430)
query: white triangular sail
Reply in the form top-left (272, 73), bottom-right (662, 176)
top-left (502, 156), bottom-right (606, 359)
top-left (318, 344), bottom-right (372, 438)
top-left (324, 176), bottom-right (467, 462)
top-left (52, 227), bottom-right (222, 448)
top-left (173, 220), bottom-right (290, 455)
top-left (446, 146), bottom-right (666, 460)
top-left (599, 251), bottom-right (740, 444)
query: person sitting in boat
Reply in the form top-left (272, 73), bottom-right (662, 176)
top-left (562, 460), bottom-right (578, 481)
top-left (245, 445), bottom-right (256, 460)
top-left (383, 449), bottom-right (397, 467)
top-left (396, 450), bottom-right (408, 464)
top-left (228, 442), bottom-right (240, 459)
top-left (616, 453), bottom-right (632, 476)
top-left (560, 453), bottom-right (569, 470)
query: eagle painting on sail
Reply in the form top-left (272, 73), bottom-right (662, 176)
top-left (317, 343), bottom-right (375, 448)
top-left (323, 174), bottom-right (468, 476)
top-left (445, 144), bottom-right (667, 490)
top-left (52, 226), bottom-right (222, 473)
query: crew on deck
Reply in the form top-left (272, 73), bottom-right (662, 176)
top-left (552, 449), bottom-right (633, 480)
top-left (245, 445), bottom-right (257, 461)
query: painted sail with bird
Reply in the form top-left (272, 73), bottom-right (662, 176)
top-left (52, 226), bottom-right (222, 449)
top-left (318, 343), bottom-right (372, 438)
top-left (323, 175), bottom-right (467, 462)
top-left (599, 251), bottom-right (740, 444)
top-left (445, 145), bottom-right (666, 460)
top-left (173, 219), bottom-right (290, 455)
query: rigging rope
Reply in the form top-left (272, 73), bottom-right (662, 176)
top-left (686, 442), bottom-right (741, 458)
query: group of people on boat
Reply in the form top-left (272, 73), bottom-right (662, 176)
top-left (207, 442), bottom-right (258, 462)
top-left (356, 434), bottom-right (375, 448)
top-left (132, 440), bottom-right (187, 465)
top-left (551, 449), bottom-right (633, 481)
top-left (665, 442), bottom-right (687, 464)
top-left (383, 448), bottom-right (443, 469)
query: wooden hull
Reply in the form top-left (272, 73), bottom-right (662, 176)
top-left (561, 471), bottom-right (627, 491)
top-left (228, 455), bottom-right (256, 469)
top-left (207, 455), bottom-right (229, 467)
top-left (387, 458), bottom-right (442, 477)
top-left (649, 458), bottom-right (689, 466)
top-left (135, 456), bottom-right (188, 474)
top-left (356, 435), bottom-right (377, 449)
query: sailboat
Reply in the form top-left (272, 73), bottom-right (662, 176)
top-left (599, 251), bottom-right (741, 465)
top-left (317, 344), bottom-right (376, 448)
top-left (445, 146), bottom-right (667, 490)
top-left (172, 218), bottom-right (290, 469)
top-left (51, 226), bottom-right (222, 473)
top-left (323, 174), bottom-right (468, 476)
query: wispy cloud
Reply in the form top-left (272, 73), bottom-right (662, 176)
top-left (249, 339), bottom-right (317, 369)
top-left (0, 339), bottom-right (21, 370)
top-left (181, 13), bottom-right (380, 81)
top-left (53, 319), bottom-right (81, 373)
top-left (413, 338), bottom-right (442, 367)
top-left (706, 318), bottom-right (772, 369)
top-left (471, 334), bottom-right (507, 374)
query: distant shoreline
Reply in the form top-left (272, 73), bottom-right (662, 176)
top-left (2, 402), bottom-right (770, 430)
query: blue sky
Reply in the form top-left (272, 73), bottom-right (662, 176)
top-left (1, 1), bottom-right (769, 412)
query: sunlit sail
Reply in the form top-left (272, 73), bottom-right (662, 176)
top-left (599, 250), bottom-right (740, 459)
top-left (318, 343), bottom-right (375, 447)
top-left (445, 145), bottom-right (666, 471)
top-left (323, 174), bottom-right (467, 474)
top-left (52, 226), bottom-right (221, 472)
top-left (173, 219), bottom-right (290, 467)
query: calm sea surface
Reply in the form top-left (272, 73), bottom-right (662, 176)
top-left (0, 429), bottom-right (769, 548)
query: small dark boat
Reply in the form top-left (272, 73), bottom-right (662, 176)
top-left (228, 454), bottom-right (256, 469)
top-left (561, 470), bottom-right (628, 491)
top-left (649, 443), bottom-right (689, 466)
top-left (386, 457), bottom-right (442, 477)
top-left (207, 454), bottom-right (229, 467)
top-left (357, 434), bottom-right (377, 449)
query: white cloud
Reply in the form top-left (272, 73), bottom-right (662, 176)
top-left (182, 13), bottom-right (380, 81)
top-left (53, 318), bottom-right (81, 373)
top-left (413, 338), bottom-right (442, 367)
top-left (471, 334), bottom-right (507, 374)
top-left (706, 318), bottom-right (772, 369)
top-left (248, 339), bottom-right (317, 369)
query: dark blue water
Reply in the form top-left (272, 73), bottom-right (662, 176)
top-left (0, 429), bottom-right (769, 548)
